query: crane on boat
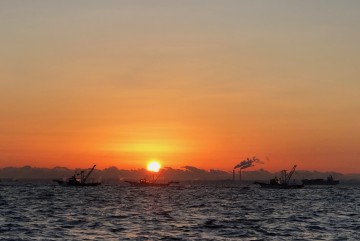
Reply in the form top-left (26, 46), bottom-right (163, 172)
top-left (53, 164), bottom-right (100, 186)
top-left (83, 165), bottom-right (96, 183)
top-left (280, 165), bottom-right (297, 184)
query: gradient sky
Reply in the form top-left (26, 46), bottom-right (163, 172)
top-left (1, 1), bottom-right (359, 172)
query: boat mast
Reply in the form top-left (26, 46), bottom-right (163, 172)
top-left (80, 171), bottom-right (84, 183)
top-left (280, 170), bottom-right (287, 184)
top-left (83, 165), bottom-right (96, 183)
top-left (285, 165), bottom-right (297, 184)
top-left (153, 170), bottom-right (164, 183)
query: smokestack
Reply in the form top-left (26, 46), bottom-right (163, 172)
top-left (233, 156), bottom-right (263, 185)
top-left (239, 169), bottom-right (242, 186)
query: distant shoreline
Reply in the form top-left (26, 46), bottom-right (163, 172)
top-left (1, 166), bottom-right (360, 184)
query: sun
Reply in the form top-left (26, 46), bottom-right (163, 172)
top-left (147, 160), bottom-right (161, 172)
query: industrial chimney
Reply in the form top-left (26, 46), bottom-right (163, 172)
top-left (239, 169), bottom-right (242, 186)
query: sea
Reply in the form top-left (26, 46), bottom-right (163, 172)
top-left (0, 183), bottom-right (359, 240)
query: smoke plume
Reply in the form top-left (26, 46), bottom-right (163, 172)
top-left (234, 156), bottom-right (262, 170)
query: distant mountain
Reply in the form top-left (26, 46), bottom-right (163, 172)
top-left (1, 166), bottom-right (359, 184)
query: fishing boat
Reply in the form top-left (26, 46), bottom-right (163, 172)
top-left (302, 175), bottom-right (339, 185)
top-left (125, 178), bottom-right (178, 187)
top-left (53, 165), bottom-right (101, 186)
top-left (254, 165), bottom-right (304, 189)
top-left (125, 170), bottom-right (178, 187)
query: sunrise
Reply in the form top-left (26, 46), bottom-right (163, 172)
top-left (1, 1), bottom-right (359, 240)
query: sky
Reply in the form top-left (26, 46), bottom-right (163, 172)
top-left (1, 1), bottom-right (359, 173)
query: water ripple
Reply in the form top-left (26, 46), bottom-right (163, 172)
top-left (0, 184), bottom-right (359, 240)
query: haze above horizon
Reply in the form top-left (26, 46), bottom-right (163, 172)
top-left (1, 1), bottom-right (359, 173)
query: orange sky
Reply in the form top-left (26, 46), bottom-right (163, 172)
top-left (0, 1), bottom-right (360, 173)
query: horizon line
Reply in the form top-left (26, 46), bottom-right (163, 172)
top-left (0, 165), bottom-right (359, 175)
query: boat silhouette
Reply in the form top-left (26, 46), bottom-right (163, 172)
top-left (254, 165), bottom-right (304, 189)
top-left (302, 175), bottom-right (339, 185)
top-left (53, 165), bottom-right (101, 186)
top-left (125, 170), bottom-right (178, 187)
top-left (125, 178), bottom-right (178, 187)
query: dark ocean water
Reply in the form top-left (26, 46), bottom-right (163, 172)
top-left (0, 183), bottom-right (359, 240)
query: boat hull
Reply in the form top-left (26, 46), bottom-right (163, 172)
top-left (125, 181), bottom-right (178, 187)
top-left (125, 181), bottom-right (174, 187)
top-left (255, 182), bottom-right (304, 189)
top-left (302, 180), bottom-right (339, 185)
top-left (53, 180), bottom-right (101, 187)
